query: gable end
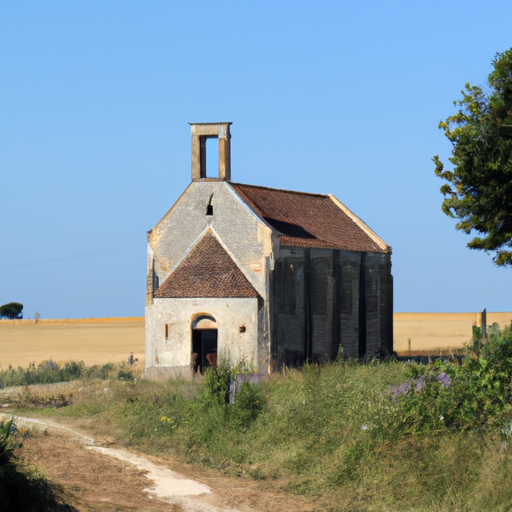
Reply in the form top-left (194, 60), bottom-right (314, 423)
top-left (154, 231), bottom-right (260, 299)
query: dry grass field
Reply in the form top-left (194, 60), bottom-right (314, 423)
top-left (0, 317), bottom-right (145, 368)
top-left (2, 312), bottom-right (512, 369)
top-left (394, 311), bottom-right (512, 355)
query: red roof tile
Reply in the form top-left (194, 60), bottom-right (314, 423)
top-left (230, 183), bottom-right (388, 253)
top-left (154, 231), bottom-right (260, 299)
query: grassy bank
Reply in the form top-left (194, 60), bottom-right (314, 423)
top-left (7, 326), bottom-right (512, 510)
top-left (5, 369), bottom-right (511, 509)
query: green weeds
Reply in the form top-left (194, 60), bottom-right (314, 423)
top-left (380, 324), bottom-right (512, 437)
top-left (0, 418), bottom-right (73, 511)
top-left (10, 330), bottom-right (512, 511)
top-left (0, 360), bottom-right (116, 388)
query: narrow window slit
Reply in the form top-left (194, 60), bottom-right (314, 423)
top-left (206, 194), bottom-right (214, 216)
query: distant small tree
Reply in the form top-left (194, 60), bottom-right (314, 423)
top-left (0, 303), bottom-right (23, 319)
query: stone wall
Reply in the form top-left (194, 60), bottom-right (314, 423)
top-left (145, 180), bottom-right (276, 378)
top-left (145, 297), bottom-right (260, 380)
top-left (147, 181), bottom-right (273, 300)
top-left (272, 247), bottom-right (393, 366)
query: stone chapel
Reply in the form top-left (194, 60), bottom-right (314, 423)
top-left (145, 123), bottom-right (393, 380)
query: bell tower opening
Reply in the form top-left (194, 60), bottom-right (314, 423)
top-left (206, 138), bottom-right (219, 179)
top-left (189, 122), bottom-right (232, 181)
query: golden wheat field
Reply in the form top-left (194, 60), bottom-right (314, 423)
top-left (393, 311), bottom-right (512, 354)
top-left (2, 312), bottom-right (512, 369)
top-left (0, 317), bottom-right (145, 368)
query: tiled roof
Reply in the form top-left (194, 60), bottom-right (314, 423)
top-left (230, 183), bottom-right (389, 253)
top-left (154, 231), bottom-right (260, 299)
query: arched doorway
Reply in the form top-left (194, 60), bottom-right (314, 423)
top-left (191, 315), bottom-right (218, 374)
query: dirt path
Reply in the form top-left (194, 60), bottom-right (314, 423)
top-left (2, 413), bottom-right (315, 512)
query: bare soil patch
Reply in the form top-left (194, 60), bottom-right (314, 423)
top-left (22, 431), bottom-right (179, 512)
top-left (13, 415), bottom-right (316, 512)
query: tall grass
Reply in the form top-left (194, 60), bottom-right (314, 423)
top-left (11, 330), bottom-right (512, 511)
top-left (0, 360), bottom-right (116, 388)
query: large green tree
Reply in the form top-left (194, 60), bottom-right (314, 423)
top-left (434, 48), bottom-right (512, 266)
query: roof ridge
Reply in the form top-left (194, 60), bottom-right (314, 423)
top-left (230, 182), bottom-right (329, 198)
top-left (229, 182), bottom-right (389, 253)
top-left (328, 195), bottom-right (390, 252)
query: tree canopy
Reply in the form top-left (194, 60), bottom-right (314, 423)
top-left (433, 48), bottom-right (512, 266)
top-left (0, 302), bottom-right (23, 319)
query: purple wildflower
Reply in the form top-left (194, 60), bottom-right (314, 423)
top-left (392, 382), bottom-right (411, 401)
top-left (392, 371), bottom-right (450, 401)
top-left (436, 372), bottom-right (451, 388)
top-left (415, 375), bottom-right (426, 391)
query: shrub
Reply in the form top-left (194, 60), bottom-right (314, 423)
top-left (379, 323), bottom-right (512, 437)
top-left (0, 419), bottom-right (70, 511)
top-left (117, 370), bottom-right (135, 381)
top-left (202, 364), bottom-right (231, 406)
top-left (229, 381), bottom-right (265, 429)
top-left (0, 418), bottom-right (17, 471)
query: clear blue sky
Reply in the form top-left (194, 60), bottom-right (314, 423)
top-left (2, 1), bottom-right (512, 319)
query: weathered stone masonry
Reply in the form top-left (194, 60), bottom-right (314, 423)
top-left (272, 248), bottom-right (393, 366)
top-left (145, 122), bottom-right (393, 380)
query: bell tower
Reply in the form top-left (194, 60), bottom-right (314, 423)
top-left (189, 122), bottom-right (232, 181)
